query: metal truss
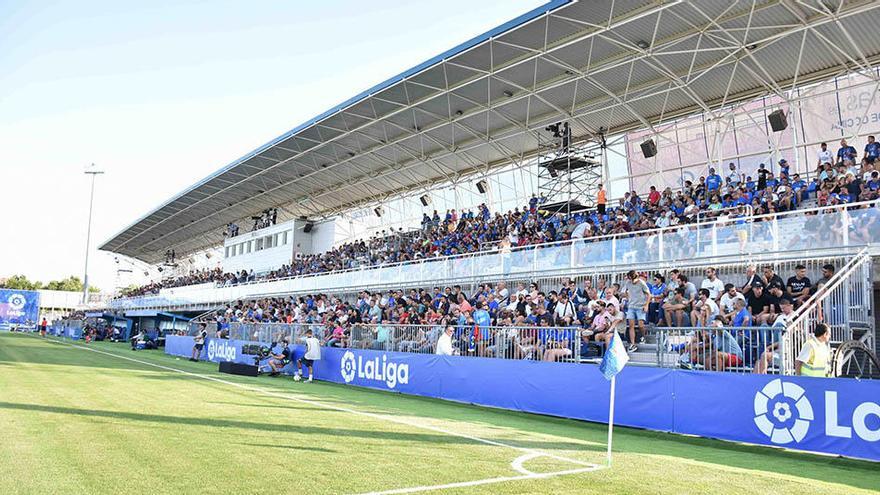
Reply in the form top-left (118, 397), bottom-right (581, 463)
top-left (103, 0), bottom-right (880, 263)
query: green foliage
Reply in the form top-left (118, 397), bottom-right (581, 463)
top-left (0, 274), bottom-right (41, 290)
top-left (1, 275), bottom-right (99, 293)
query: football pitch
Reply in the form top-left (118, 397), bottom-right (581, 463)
top-left (0, 333), bottom-right (877, 495)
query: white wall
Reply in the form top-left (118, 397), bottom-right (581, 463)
top-left (220, 218), bottom-right (336, 274)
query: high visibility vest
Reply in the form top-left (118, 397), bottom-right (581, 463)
top-left (800, 337), bottom-right (830, 377)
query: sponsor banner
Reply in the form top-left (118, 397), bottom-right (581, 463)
top-left (317, 348), bottom-right (879, 461)
top-left (674, 371), bottom-right (880, 461)
top-left (0, 289), bottom-right (40, 325)
top-left (163, 342), bottom-right (880, 461)
top-left (315, 347), bottom-right (674, 432)
top-left (164, 335), bottom-right (306, 368)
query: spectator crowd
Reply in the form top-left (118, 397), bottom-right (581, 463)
top-left (195, 257), bottom-right (837, 375)
top-left (120, 138), bottom-right (880, 301)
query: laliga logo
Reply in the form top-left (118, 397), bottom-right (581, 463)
top-left (754, 379), bottom-right (880, 445)
top-left (207, 339), bottom-right (236, 362)
top-left (8, 293), bottom-right (26, 311)
top-left (754, 379), bottom-right (813, 444)
top-left (339, 351), bottom-right (409, 389)
top-left (340, 351), bottom-right (357, 383)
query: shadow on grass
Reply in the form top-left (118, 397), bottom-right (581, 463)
top-left (206, 401), bottom-right (330, 413)
top-left (0, 335), bottom-right (146, 371)
top-left (238, 443), bottom-right (337, 453)
top-left (0, 401), bottom-right (596, 453)
top-left (281, 381), bottom-right (880, 492)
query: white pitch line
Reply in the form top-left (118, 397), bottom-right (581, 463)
top-left (356, 465), bottom-right (605, 495)
top-left (510, 452), bottom-right (544, 475)
top-left (39, 336), bottom-right (604, 493)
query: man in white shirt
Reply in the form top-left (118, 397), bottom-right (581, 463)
top-left (294, 329), bottom-right (321, 382)
top-left (435, 326), bottom-right (456, 356)
top-left (691, 288), bottom-right (720, 326)
top-left (718, 283), bottom-right (746, 324)
top-left (817, 142), bottom-right (833, 168)
top-left (700, 267), bottom-right (725, 301)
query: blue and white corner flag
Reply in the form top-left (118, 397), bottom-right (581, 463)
top-left (599, 332), bottom-right (629, 380)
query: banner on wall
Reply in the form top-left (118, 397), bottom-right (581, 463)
top-left (0, 289), bottom-right (40, 325)
top-left (164, 342), bottom-right (880, 461)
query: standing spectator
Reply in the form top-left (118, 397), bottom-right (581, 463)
top-left (622, 270), bottom-right (650, 352)
top-left (786, 264), bottom-right (812, 307)
top-left (865, 135), bottom-right (880, 164)
top-left (817, 142), bottom-right (832, 168)
top-left (727, 162), bottom-right (742, 187)
top-left (596, 184), bottom-right (607, 216)
top-left (837, 138), bottom-right (857, 165)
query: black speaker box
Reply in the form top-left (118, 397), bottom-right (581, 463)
top-left (219, 361), bottom-right (259, 377)
top-left (768, 109), bottom-right (787, 132)
top-left (640, 139), bottom-right (657, 158)
top-left (303, 222), bottom-right (314, 233)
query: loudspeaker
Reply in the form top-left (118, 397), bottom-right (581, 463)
top-left (419, 195), bottom-right (430, 206)
top-left (303, 222), bottom-right (314, 233)
top-left (219, 361), bottom-right (259, 377)
top-left (767, 109), bottom-right (787, 132)
top-left (374, 206), bottom-right (384, 217)
top-left (640, 139), bottom-right (657, 158)
top-left (476, 180), bottom-right (488, 194)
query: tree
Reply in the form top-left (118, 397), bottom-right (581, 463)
top-left (0, 274), bottom-right (42, 290)
top-left (43, 276), bottom-right (100, 293)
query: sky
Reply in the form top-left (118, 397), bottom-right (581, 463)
top-left (0, 0), bottom-right (548, 292)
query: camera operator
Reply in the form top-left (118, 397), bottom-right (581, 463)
top-left (267, 337), bottom-right (292, 376)
top-left (190, 323), bottom-right (207, 362)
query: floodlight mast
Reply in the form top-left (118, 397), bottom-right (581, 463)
top-left (83, 164), bottom-right (104, 305)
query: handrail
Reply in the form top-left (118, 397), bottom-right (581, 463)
top-left (115, 201), bottom-right (877, 304)
top-left (111, 199), bottom-right (879, 305)
top-left (786, 247), bottom-right (870, 329)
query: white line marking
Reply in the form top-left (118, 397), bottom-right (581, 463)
top-left (510, 452), bottom-right (544, 475)
top-left (357, 466), bottom-right (605, 495)
top-left (38, 336), bottom-right (605, 494)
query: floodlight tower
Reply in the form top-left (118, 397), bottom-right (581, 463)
top-left (82, 164), bottom-right (104, 305)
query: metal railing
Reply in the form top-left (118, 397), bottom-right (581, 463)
top-left (109, 200), bottom-right (880, 310)
top-left (781, 248), bottom-right (875, 375)
top-left (652, 326), bottom-right (785, 374)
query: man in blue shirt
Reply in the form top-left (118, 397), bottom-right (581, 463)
top-left (865, 135), bottom-right (880, 163)
top-left (837, 138), bottom-right (857, 164)
top-left (706, 167), bottom-right (722, 192)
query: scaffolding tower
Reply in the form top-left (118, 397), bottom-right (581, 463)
top-left (537, 139), bottom-right (604, 216)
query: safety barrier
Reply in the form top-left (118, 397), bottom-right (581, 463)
top-left (783, 248), bottom-right (875, 375)
top-left (652, 326), bottom-right (785, 374)
top-left (109, 200), bottom-right (880, 309)
top-left (162, 338), bottom-right (880, 462)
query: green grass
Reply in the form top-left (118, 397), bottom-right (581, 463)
top-left (0, 332), bottom-right (877, 495)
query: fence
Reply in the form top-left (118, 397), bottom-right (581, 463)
top-left (108, 200), bottom-right (880, 310)
top-left (782, 248), bottom-right (875, 375)
top-left (652, 326), bottom-right (785, 375)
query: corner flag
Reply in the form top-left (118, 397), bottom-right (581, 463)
top-left (599, 332), bottom-right (629, 380)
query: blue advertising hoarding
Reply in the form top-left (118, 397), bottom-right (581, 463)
top-left (0, 289), bottom-right (40, 325)
top-left (164, 340), bottom-right (880, 461)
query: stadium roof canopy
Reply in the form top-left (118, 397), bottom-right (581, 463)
top-left (102, 0), bottom-right (880, 263)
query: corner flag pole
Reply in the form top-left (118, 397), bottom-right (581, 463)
top-left (606, 374), bottom-right (616, 467)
